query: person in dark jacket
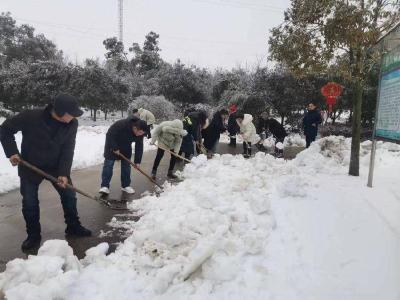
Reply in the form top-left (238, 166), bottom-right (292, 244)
top-left (179, 110), bottom-right (208, 159)
top-left (203, 109), bottom-right (229, 157)
top-left (264, 118), bottom-right (287, 143)
top-left (227, 104), bottom-right (240, 147)
top-left (0, 94), bottom-right (91, 251)
top-left (303, 102), bottom-right (322, 148)
top-left (99, 117), bottom-right (147, 195)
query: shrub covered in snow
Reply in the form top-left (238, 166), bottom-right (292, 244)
top-left (129, 95), bottom-right (179, 121)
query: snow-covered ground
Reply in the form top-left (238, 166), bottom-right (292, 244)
top-left (0, 121), bottom-right (154, 194)
top-left (1, 136), bottom-right (399, 299)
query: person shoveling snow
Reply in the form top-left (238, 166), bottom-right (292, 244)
top-left (1, 136), bottom-right (399, 300)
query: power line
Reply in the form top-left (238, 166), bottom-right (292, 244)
top-left (218, 0), bottom-right (285, 10)
top-left (15, 17), bottom-right (267, 48)
top-left (190, 0), bottom-right (285, 12)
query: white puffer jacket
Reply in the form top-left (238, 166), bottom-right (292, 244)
top-left (138, 108), bottom-right (156, 125)
top-left (151, 119), bottom-right (187, 153)
top-left (239, 114), bottom-right (260, 144)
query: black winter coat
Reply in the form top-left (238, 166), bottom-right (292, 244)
top-left (303, 110), bottom-right (322, 137)
top-left (203, 111), bottom-right (226, 150)
top-left (265, 119), bottom-right (287, 143)
top-left (180, 112), bottom-right (203, 155)
top-left (0, 105), bottom-right (78, 183)
top-left (228, 112), bottom-right (240, 136)
top-left (104, 117), bottom-right (144, 163)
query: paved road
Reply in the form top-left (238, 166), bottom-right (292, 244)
top-left (0, 143), bottom-right (242, 271)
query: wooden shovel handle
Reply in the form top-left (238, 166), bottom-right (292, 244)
top-left (156, 144), bottom-right (191, 163)
top-left (114, 152), bottom-right (163, 189)
top-left (18, 159), bottom-right (98, 201)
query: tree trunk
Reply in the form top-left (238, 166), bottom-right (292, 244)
top-left (349, 80), bottom-right (363, 176)
top-left (280, 115), bottom-right (284, 125)
top-left (90, 109), bottom-right (93, 117)
top-left (121, 110), bottom-right (124, 118)
top-left (104, 110), bottom-right (108, 121)
top-left (93, 109), bottom-right (97, 122)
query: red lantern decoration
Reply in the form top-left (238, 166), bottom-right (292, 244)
top-left (321, 82), bottom-right (343, 113)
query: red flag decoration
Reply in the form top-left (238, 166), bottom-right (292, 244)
top-left (321, 82), bottom-right (343, 113)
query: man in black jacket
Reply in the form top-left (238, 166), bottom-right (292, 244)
top-left (264, 118), bottom-right (287, 143)
top-left (303, 102), bottom-right (323, 148)
top-left (203, 109), bottom-right (229, 157)
top-left (99, 117), bottom-right (147, 195)
top-left (0, 94), bottom-right (91, 251)
top-left (227, 104), bottom-right (240, 147)
top-left (179, 110), bottom-right (208, 159)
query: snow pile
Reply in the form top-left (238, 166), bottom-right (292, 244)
top-left (0, 125), bottom-right (154, 194)
top-left (0, 153), bottom-right (279, 299)
top-left (1, 136), bottom-right (400, 299)
top-left (0, 240), bottom-right (81, 299)
top-left (262, 136), bottom-right (276, 152)
top-left (283, 134), bottom-right (306, 148)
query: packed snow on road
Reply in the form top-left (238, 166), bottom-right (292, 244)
top-left (0, 136), bottom-right (399, 300)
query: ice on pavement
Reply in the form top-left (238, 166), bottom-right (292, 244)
top-left (1, 136), bottom-right (400, 299)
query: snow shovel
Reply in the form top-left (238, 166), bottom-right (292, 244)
top-left (18, 159), bottom-right (127, 211)
top-left (114, 152), bottom-right (164, 190)
top-left (156, 144), bottom-right (191, 163)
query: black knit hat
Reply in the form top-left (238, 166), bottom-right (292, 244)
top-left (54, 94), bottom-right (83, 117)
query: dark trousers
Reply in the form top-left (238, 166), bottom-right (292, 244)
top-left (206, 140), bottom-right (219, 154)
top-left (20, 177), bottom-right (80, 236)
top-left (243, 141), bottom-right (252, 155)
top-left (152, 148), bottom-right (176, 172)
top-left (147, 124), bottom-right (153, 139)
top-left (101, 159), bottom-right (131, 188)
top-left (305, 135), bottom-right (316, 148)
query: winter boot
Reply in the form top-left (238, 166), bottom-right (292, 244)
top-left (65, 224), bottom-right (92, 237)
top-left (229, 137), bottom-right (237, 147)
top-left (21, 234), bottom-right (41, 251)
top-left (243, 143), bottom-right (251, 158)
top-left (167, 171), bottom-right (178, 180)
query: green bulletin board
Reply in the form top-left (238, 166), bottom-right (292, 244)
top-left (376, 46), bottom-right (400, 141)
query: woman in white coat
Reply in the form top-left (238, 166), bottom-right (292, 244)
top-left (235, 113), bottom-right (260, 158)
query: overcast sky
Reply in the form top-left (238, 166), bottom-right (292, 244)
top-left (2, 0), bottom-right (290, 70)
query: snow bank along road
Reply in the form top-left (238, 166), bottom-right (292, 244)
top-left (0, 136), bottom-right (400, 299)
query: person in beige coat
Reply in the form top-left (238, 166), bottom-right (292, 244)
top-left (132, 108), bottom-right (156, 138)
top-left (150, 119), bottom-right (187, 179)
top-left (235, 113), bottom-right (260, 158)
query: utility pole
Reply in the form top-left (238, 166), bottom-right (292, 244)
top-left (118, 0), bottom-right (123, 43)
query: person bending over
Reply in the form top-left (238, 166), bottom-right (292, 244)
top-left (150, 119), bottom-right (187, 180)
top-left (99, 117), bottom-right (147, 195)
